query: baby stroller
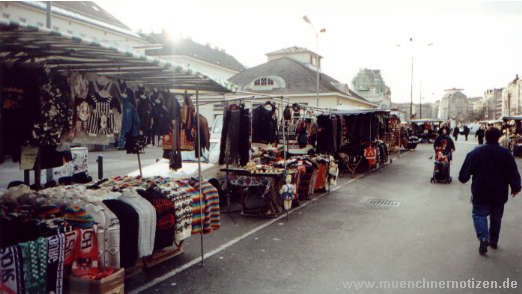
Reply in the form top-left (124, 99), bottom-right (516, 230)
top-left (430, 146), bottom-right (452, 184)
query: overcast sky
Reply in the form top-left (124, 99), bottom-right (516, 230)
top-left (98, 0), bottom-right (522, 103)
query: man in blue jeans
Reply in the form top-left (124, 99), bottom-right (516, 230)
top-left (459, 127), bottom-right (521, 256)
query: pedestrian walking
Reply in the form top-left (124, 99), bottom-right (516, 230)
top-left (458, 127), bottom-right (521, 256)
top-left (463, 125), bottom-right (470, 141)
top-left (453, 126), bottom-right (460, 141)
top-left (475, 127), bottom-right (485, 145)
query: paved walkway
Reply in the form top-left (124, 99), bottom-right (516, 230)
top-left (136, 142), bottom-right (522, 293)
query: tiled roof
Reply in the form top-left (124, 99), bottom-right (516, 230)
top-left (144, 34), bottom-right (245, 72)
top-left (228, 57), bottom-right (369, 104)
top-left (51, 1), bottom-right (131, 30)
top-left (266, 46), bottom-right (321, 58)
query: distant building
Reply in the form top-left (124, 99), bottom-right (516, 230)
top-left (390, 102), bottom-right (436, 121)
top-left (484, 88), bottom-right (503, 120)
top-left (438, 88), bottom-right (470, 122)
top-left (1, 1), bottom-right (147, 51)
top-left (501, 75), bottom-right (522, 117)
top-left (144, 32), bottom-right (245, 83)
top-left (468, 96), bottom-right (485, 121)
top-left (351, 69), bottom-right (391, 109)
top-left (226, 46), bottom-right (376, 110)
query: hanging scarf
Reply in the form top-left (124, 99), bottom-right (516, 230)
top-left (46, 234), bottom-right (65, 294)
top-left (0, 245), bottom-right (25, 294)
top-left (19, 237), bottom-right (47, 294)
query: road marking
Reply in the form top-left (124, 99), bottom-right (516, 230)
top-left (129, 153), bottom-right (408, 293)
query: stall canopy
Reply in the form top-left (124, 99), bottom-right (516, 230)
top-left (333, 108), bottom-right (390, 116)
top-left (501, 116), bottom-right (522, 121)
top-left (0, 20), bottom-right (237, 93)
top-left (411, 119), bottom-right (443, 124)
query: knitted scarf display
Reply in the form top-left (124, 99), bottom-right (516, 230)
top-left (0, 245), bottom-right (25, 294)
top-left (19, 237), bottom-right (47, 294)
top-left (46, 234), bottom-right (65, 294)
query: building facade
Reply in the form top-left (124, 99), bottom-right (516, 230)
top-left (437, 88), bottom-right (470, 122)
top-left (501, 75), bottom-right (522, 117)
top-left (391, 102), bottom-right (436, 121)
top-left (484, 88), bottom-right (503, 120)
top-left (0, 1), bottom-right (147, 51)
top-left (226, 47), bottom-right (375, 110)
top-left (351, 69), bottom-right (392, 109)
top-left (144, 32), bottom-right (245, 84)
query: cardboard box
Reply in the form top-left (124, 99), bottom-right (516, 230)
top-left (65, 268), bottom-right (124, 294)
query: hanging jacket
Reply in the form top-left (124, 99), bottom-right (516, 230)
top-left (166, 93), bottom-right (182, 170)
top-left (120, 95), bottom-right (140, 138)
top-left (252, 104), bottom-right (277, 144)
top-left (136, 88), bottom-right (153, 134)
top-left (151, 99), bottom-right (170, 136)
top-left (195, 114), bottom-right (210, 158)
top-left (219, 104), bottom-right (251, 166)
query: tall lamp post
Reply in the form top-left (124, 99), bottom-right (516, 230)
top-left (303, 15), bottom-right (325, 108)
top-left (397, 38), bottom-right (433, 120)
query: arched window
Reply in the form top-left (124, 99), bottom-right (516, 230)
top-left (253, 77), bottom-right (275, 87)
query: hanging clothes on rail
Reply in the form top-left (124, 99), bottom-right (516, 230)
top-left (252, 102), bottom-right (277, 144)
top-left (1, 64), bottom-right (42, 162)
top-left (219, 104), bottom-right (251, 166)
top-left (180, 93), bottom-right (197, 151)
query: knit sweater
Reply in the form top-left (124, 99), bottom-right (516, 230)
top-left (119, 190), bottom-right (156, 257)
top-left (187, 178), bottom-right (221, 234)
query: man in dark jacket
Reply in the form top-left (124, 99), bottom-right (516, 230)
top-left (463, 125), bottom-right (470, 141)
top-left (453, 126), bottom-right (460, 141)
top-left (434, 128), bottom-right (456, 162)
top-left (475, 127), bottom-right (485, 145)
top-left (459, 127), bottom-right (521, 256)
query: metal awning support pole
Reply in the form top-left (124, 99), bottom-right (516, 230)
top-left (46, 2), bottom-right (52, 29)
top-left (224, 96), bottom-right (231, 213)
top-left (196, 89), bottom-right (204, 266)
top-left (137, 150), bottom-right (143, 177)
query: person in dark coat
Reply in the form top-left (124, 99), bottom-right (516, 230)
top-left (475, 127), bottom-right (485, 145)
top-left (463, 125), bottom-right (470, 141)
top-left (434, 127), bottom-right (456, 162)
top-left (453, 126), bottom-right (459, 141)
top-left (459, 127), bottom-right (521, 256)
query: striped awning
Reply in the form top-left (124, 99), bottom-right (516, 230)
top-left (0, 19), bottom-right (238, 93)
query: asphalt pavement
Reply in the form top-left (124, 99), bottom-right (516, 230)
top-left (135, 139), bottom-right (522, 294)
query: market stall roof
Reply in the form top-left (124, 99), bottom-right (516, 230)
top-left (332, 108), bottom-right (390, 116)
top-left (411, 119), bottom-right (444, 123)
top-left (479, 119), bottom-right (503, 124)
top-left (501, 116), bottom-right (522, 121)
top-left (0, 20), bottom-right (237, 93)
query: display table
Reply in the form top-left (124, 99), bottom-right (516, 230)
top-left (221, 168), bottom-right (287, 217)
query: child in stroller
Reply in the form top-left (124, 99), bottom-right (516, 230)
top-left (431, 142), bottom-right (452, 183)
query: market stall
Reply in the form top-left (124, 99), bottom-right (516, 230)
top-left (0, 19), bottom-right (233, 293)
top-left (411, 119), bottom-right (444, 143)
top-left (501, 116), bottom-right (522, 155)
top-left (333, 109), bottom-right (392, 176)
top-left (214, 96), bottom-right (336, 217)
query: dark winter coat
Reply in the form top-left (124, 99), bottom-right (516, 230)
top-left (121, 97), bottom-right (140, 137)
top-left (459, 143), bottom-right (521, 206)
top-left (219, 104), bottom-right (250, 166)
top-left (434, 134), bottom-right (455, 160)
top-left (453, 127), bottom-right (460, 137)
top-left (252, 104), bottom-right (277, 144)
top-left (475, 129), bottom-right (485, 139)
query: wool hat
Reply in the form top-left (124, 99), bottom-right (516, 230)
top-left (65, 206), bottom-right (94, 228)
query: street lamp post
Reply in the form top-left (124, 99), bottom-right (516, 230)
top-left (303, 16), bottom-right (325, 108)
top-left (397, 38), bottom-right (433, 120)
